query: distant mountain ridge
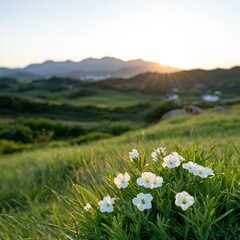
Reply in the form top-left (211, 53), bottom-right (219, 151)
top-left (89, 66), bottom-right (240, 94)
top-left (1, 66), bottom-right (240, 97)
top-left (0, 57), bottom-right (179, 81)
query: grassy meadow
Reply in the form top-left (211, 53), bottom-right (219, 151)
top-left (0, 112), bottom-right (240, 239)
top-left (0, 76), bottom-right (240, 239)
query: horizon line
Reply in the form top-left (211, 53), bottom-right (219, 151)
top-left (0, 56), bottom-right (239, 71)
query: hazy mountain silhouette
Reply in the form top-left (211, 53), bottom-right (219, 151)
top-left (0, 57), bottom-right (179, 80)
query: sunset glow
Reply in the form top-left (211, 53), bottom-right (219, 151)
top-left (1, 0), bottom-right (240, 69)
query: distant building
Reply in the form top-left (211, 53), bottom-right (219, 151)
top-left (202, 95), bottom-right (220, 102)
top-left (168, 94), bottom-right (179, 101)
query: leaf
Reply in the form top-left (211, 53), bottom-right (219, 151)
top-left (74, 184), bottom-right (98, 204)
top-left (211, 209), bottom-right (234, 225)
top-left (179, 212), bottom-right (197, 227)
top-left (231, 142), bottom-right (240, 156)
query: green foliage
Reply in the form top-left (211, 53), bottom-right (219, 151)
top-left (92, 121), bottom-right (139, 136)
top-left (0, 113), bottom-right (239, 238)
top-left (0, 118), bottom-right (138, 148)
top-left (0, 70), bottom-right (240, 239)
top-left (145, 101), bottom-right (181, 122)
top-left (0, 118), bottom-right (86, 143)
top-left (67, 89), bottom-right (97, 98)
top-left (0, 139), bottom-right (33, 154)
top-left (69, 132), bottom-right (113, 145)
top-left (0, 95), bottom-right (149, 122)
top-left (65, 145), bottom-right (239, 239)
top-left (15, 117), bottom-right (87, 139)
top-left (0, 123), bottom-right (33, 143)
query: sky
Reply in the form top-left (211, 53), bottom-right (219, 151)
top-left (1, 0), bottom-right (240, 69)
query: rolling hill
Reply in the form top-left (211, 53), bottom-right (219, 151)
top-left (91, 66), bottom-right (240, 94)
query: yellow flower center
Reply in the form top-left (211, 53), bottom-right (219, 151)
top-left (145, 176), bottom-right (150, 183)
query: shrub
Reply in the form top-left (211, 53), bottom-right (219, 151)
top-left (69, 132), bottom-right (113, 145)
top-left (0, 124), bottom-right (33, 143)
top-left (91, 121), bottom-right (138, 136)
top-left (34, 129), bottom-right (54, 143)
top-left (67, 89), bottom-right (97, 98)
top-left (145, 101), bottom-right (181, 122)
top-left (0, 140), bottom-right (33, 154)
top-left (15, 117), bottom-right (87, 138)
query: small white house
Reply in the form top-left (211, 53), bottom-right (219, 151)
top-left (202, 95), bottom-right (220, 102)
top-left (168, 94), bottom-right (179, 101)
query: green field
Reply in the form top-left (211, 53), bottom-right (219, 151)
top-left (0, 75), bottom-right (240, 239)
top-left (0, 113), bottom-right (239, 239)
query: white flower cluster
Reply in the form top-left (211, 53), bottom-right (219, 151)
top-left (102, 170), bottom-right (163, 212)
top-left (83, 148), bottom-right (214, 213)
top-left (182, 161), bottom-right (214, 178)
top-left (151, 147), bottom-right (166, 162)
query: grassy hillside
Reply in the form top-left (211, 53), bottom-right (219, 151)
top-left (95, 67), bottom-right (240, 95)
top-left (0, 112), bottom-right (239, 239)
top-left (1, 66), bottom-right (240, 104)
top-left (0, 95), bottom-right (156, 122)
top-left (0, 69), bottom-right (240, 238)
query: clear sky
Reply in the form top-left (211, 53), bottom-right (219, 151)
top-left (1, 0), bottom-right (240, 69)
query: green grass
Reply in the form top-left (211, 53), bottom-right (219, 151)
top-left (0, 78), bottom-right (159, 108)
top-left (0, 113), bottom-right (240, 238)
top-left (61, 94), bottom-right (151, 107)
top-left (72, 145), bottom-right (239, 239)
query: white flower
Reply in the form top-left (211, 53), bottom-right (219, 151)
top-left (204, 167), bottom-right (214, 177)
top-left (151, 147), bottom-right (166, 161)
top-left (175, 191), bottom-right (194, 211)
top-left (137, 172), bottom-right (155, 188)
top-left (129, 148), bottom-right (139, 161)
top-left (83, 203), bottom-right (92, 211)
top-left (192, 165), bottom-right (214, 178)
top-left (98, 195), bottom-right (115, 213)
top-left (137, 172), bottom-right (163, 189)
top-left (171, 152), bottom-right (185, 161)
top-left (152, 176), bottom-right (164, 188)
top-left (137, 172), bottom-right (156, 188)
top-left (132, 193), bottom-right (153, 211)
top-left (183, 162), bottom-right (214, 178)
top-left (182, 161), bottom-right (198, 173)
top-left (162, 153), bottom-right (181, 168)
top-left (114, 172), bottom-right (130, 189)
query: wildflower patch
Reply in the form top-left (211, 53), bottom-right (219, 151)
top-left (72, 145), bottom-right (239, 239)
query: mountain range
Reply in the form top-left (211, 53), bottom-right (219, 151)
top-left (89, 66), bottom-right (240, 94)
top-left (0, 57), bottom-right (179, 81)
